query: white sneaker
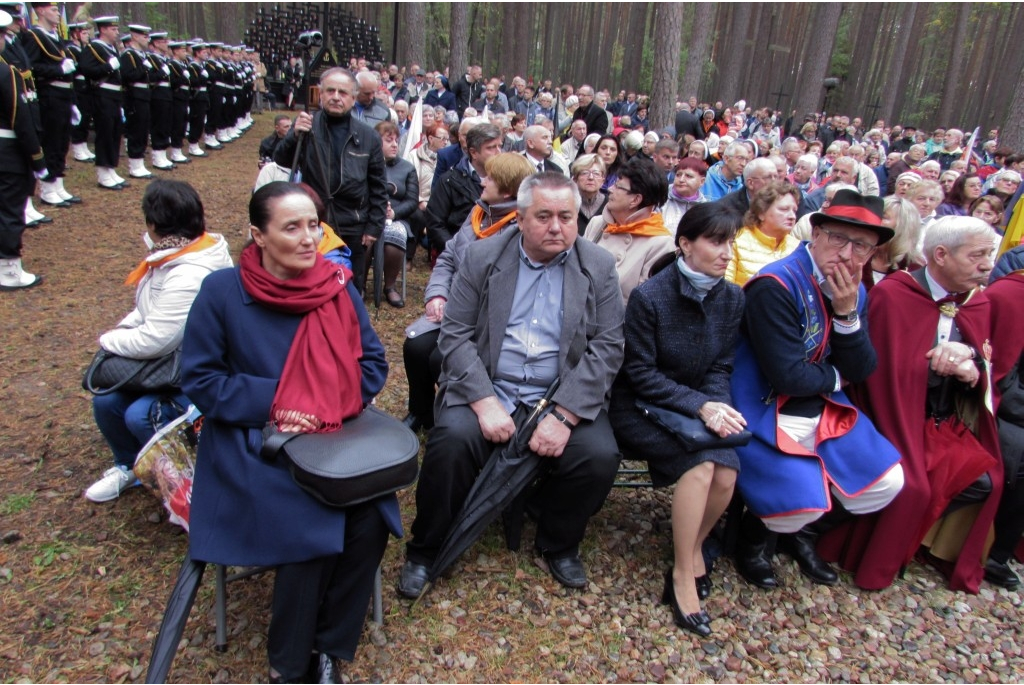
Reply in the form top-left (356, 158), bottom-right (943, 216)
top-left (84, 466), bottom-right (137, 502)
top-left (0, 257), bottom-right (42, 290)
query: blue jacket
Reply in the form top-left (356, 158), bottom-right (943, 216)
top-left (730, 246), bottom-right (901, 517)
top-left (181, 266), bottom-right (400, 566)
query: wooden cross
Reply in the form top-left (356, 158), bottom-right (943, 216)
top-left (864, 97), bottom-right (882, 125)
top-left (770, 84), bottom-right (791, 112)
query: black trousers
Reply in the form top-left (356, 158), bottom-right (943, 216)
top-left (125, 96), bottom-right (151, 158)
top-left (92, 92), bottom-right (123, 167)
top-left (990, 466), bottom-right (1024, 564)
top-left (0, 173), bottom-right (32, 257)
top-left (267, 502), bottom-right (389, 679)
top-left (71, 84), bottom-right (93, 145)
top-left (402, 328), bottom-right (441, 426)
top-left (150, 93), bottom-right (172, 150)
top-left (170, 95), bottom-right (189, 148)
top-left (406, 404), bottom-right (620, 565)
top-left (187, 97), bottom-right (208, 143)
top-left (205, 90), bottom-right (222, 134)
top-left (39, 87), bottom-right (72, 177)
top-left (343, 236), bottom-right (367, 295)
top-left (405, 208), bottom-right (429, 261)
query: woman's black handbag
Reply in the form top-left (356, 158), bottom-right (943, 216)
top-left (82, 349), bottom-right (182, 396)
top-left (637, 400), bottom-right (752, 451)
top-left (260, 406), bottom-right (420, 508)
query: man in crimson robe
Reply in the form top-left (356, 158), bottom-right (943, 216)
top-left (825, 216), bottom-right (1002, 593)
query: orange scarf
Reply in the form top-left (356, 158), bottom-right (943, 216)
top-left (470, 205), bottom-right (517, 239)
top-left (602, 213), bottom-right (670, 237)
top-left (317, 222), bottom-right (347, 256)
top-left (125, 233), bottom-right (218, 286)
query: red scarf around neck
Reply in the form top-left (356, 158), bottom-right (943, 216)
top-left (239, 243), bottom-right (363, 432)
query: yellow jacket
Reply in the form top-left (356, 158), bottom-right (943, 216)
top-left (726, 225), bottom-right (800, 286)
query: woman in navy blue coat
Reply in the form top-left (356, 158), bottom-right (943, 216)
top-left (609, 203), bottom-right (746, 638)
top-left (181, 182), bottom-right (398, 683)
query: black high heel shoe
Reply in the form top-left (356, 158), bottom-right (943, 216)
top-left (695, 574), bottom-right (712, 600)
top-left (661, 569), bottom-right (712, 637)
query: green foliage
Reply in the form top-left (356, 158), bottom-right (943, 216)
top-left (144, 2), bottom-right (170, 30)
top-left (637, 14), bottom-right (655, 95)
top-left (827, 6), bottom-right (854, 104)
top-left (33, 540), bottom-right (69, 568)
top-left (0, 492), bottom-right (34, 515)
top-left (905, 93), bottom-right (942, 127)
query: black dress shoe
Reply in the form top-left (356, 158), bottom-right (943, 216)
top-left (385, 287), bottom-right (405, 308)
top-left (984, 559), bottom-right (1021, 590)
top-left (64, 195), bottom-right (83, 204)
top-left (695, 574), bottom-right (712, 600)
top-left (662, 569), bottom-right (711, 637)
top-left (779, 532), bottom-right (838, 585)
top-left (735, 544), bottom-right (779, 588)
top-left (543, 552), bottom-right (587, 588)
top-left (398, 560), bottom-right (429, 598)
top-left (401, 413), bottom-right (424, 432)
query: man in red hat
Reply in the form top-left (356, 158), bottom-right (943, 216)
top-left (729, 189), bottom-right (905, 590)
top-left (822, 216), bottom-right (1001, 593)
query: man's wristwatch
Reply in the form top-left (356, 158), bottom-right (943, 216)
top-left (833, 310), bottom-right (858, 323)
top-left (550, 408), bottom-right (577, 429)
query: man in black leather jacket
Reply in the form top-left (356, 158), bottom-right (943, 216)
top-left (275, 67), bottom-right (386, 292)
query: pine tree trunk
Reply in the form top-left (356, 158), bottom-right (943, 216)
top-left (792, 3), bottom-right (844, 117)
top-left (650, 3), bottom-right (683, 133)
top-left (402, 4), bottom-right (426, 69)
top-left (1000, 61), bottom-right (1024, 151)
top-left (880, 4), bottom-right (916, 124)
top-left (717, 4), bottom-right (752, 105)
top-left (937, 5), bottom-right (971, 126)
top-left (449, 3), bottom-right (469, 83)
top-left (681, 3), bottom-right (715, 100)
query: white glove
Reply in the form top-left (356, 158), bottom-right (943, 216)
top-left (201, 69), bottom-right (208, 78)
top-left (162, 64), bottom-right (170, 76)
top-left (61, 58), bottom-right (76, 75)
top-left (144, 59), bottom-right (154, 70)
top-left (34, 169), bottom-right (49, 181)
top-left (71, 104), bottom-right (82, 126)
top-left (108, 57), bottom-right (120, 70)
top-left (120, 108), bottom-right (125, 122)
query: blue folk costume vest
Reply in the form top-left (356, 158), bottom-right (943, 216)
top-left (730, 246), bottom-right (901, 518)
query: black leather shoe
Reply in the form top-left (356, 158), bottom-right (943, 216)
top-left (984, 559), bottom-right (1021, 590)
top-left (315, 652), bottom-right (340, 684)
top-left (695, 574), bottom-right (712, 600)
top-left (735, 547), bottom-right (779, 589)
top-left (402, 413), bottom-right (424, 432)
top-left (779, 532), bottom-right (838, 585)
top-left (663, 569), bottom-right (711, 637)
top-left (397, 560), bottom-right (429, 598)
top-left (544, 552), bottom-right (587, 589)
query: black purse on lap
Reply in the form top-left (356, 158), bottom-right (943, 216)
top-left (82, 349), bottom-right (182, 396)
top-left (636, 400), bottom-right (752, 451)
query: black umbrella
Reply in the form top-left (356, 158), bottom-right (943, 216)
top-left (416, 379), bottom-right (561, 600)
top-left (145, 552), bottom-right (206, 684)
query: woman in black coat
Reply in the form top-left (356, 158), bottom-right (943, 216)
top-left (609, 203), bottom-right (746, 637)
top-left (377, 120), bottom-right (419, 307)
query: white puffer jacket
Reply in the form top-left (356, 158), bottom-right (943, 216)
top-left (99, 234), bottom-right (233, 359)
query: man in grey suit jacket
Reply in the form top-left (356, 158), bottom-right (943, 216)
top-left (399, 173), bottom-right (625, 596)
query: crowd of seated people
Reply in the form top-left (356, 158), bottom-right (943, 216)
top-left (84, 58), bottom-right (1024, 673)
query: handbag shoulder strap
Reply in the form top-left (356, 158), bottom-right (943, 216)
top-left (260, 428), bottom-right (301, 462)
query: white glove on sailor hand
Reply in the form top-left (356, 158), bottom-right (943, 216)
top-left (70, 104), bottom-right (82, 126)
top-left (61, 58), bottom-right (76, 75)
top-left (162, 64), bottom-right (170, 76)
top-left (200, 69), bottom-right (208, 78)
top-left (108, 57), bottom-right (120, 70)
top-left (34, 169), bottom-right (50, 181)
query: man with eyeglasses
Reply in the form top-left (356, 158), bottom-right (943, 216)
top-left (730, 190), bottom-right (904, 590)
top-left (826, 216), bottom-right (1001, 593)
top-left (700, 141), bottom-right (748, 201)
top-left (572, 84), bottom-right (608, 137)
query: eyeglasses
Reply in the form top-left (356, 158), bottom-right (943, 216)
top-left (577, 169), bottom-right (605, 179)
top-left (818, 227), bottom-right (877, 257)
top-left (613, 183), bottom-right (637, 194)
top-left (430, 134), bottom-right (449, 143)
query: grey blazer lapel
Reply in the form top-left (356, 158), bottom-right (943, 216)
top-left (559, 252), bottom-right (588, 367)
top-left (486, 239), bottom-right (520, 372)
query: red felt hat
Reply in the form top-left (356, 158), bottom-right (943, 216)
top-left (810, 189), bottom-right (894, 244)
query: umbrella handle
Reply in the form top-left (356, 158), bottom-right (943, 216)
top-left (523, 377), bottom-right (561, 427)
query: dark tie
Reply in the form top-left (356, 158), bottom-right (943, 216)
top-left (538, 161), bottom-right (545, 173)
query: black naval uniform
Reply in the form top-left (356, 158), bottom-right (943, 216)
top-left (67, 39), bottom-right (94, 149)
top-left (77, 38), bottom-right (123, 170)
top-left (168, 54), bottom-right (190, 153)
top-left (147, 50), bottom-right (172, 154)
top-left (120, 45), bottom-right (151, 159)
top-left (186, 56), bottom-right (209, 146)
top-left (0, 51), bottom-right (46, 258)
top-left (205, 55), bottom-right (224, 137)
top-left (23, 24), bottom-right (74, 181)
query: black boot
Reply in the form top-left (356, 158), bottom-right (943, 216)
top-left (778, 507), bottom-right (852, 586)
top-left (734, 510), bottom-right (778, 588)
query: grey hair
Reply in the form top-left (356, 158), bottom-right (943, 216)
top-left (465, 123), bottom-right (502, 152)
top-left (517, 172), bottom-right (580, 213)
top-left (523, 125), bottom-right (547, 143)
top-left (570, 153), bottom-right (607, 179)
top-left (993, 169), bottom-right (1022, 184)
top-left (354, 70), bottom-right (379, 88)
top-left (797, 154), bottom-right (819, 167)
top-left (723, 141), bottom-right (747, 159)
top-left (908, 143), bottom-right (927, 156)
top-left (743, 157), bottom-right (777, 181)
top-left (922, 216), bottom-right (996, 259)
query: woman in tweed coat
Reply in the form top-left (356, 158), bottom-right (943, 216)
top-left (609, 203), bottom-right (746, 637)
